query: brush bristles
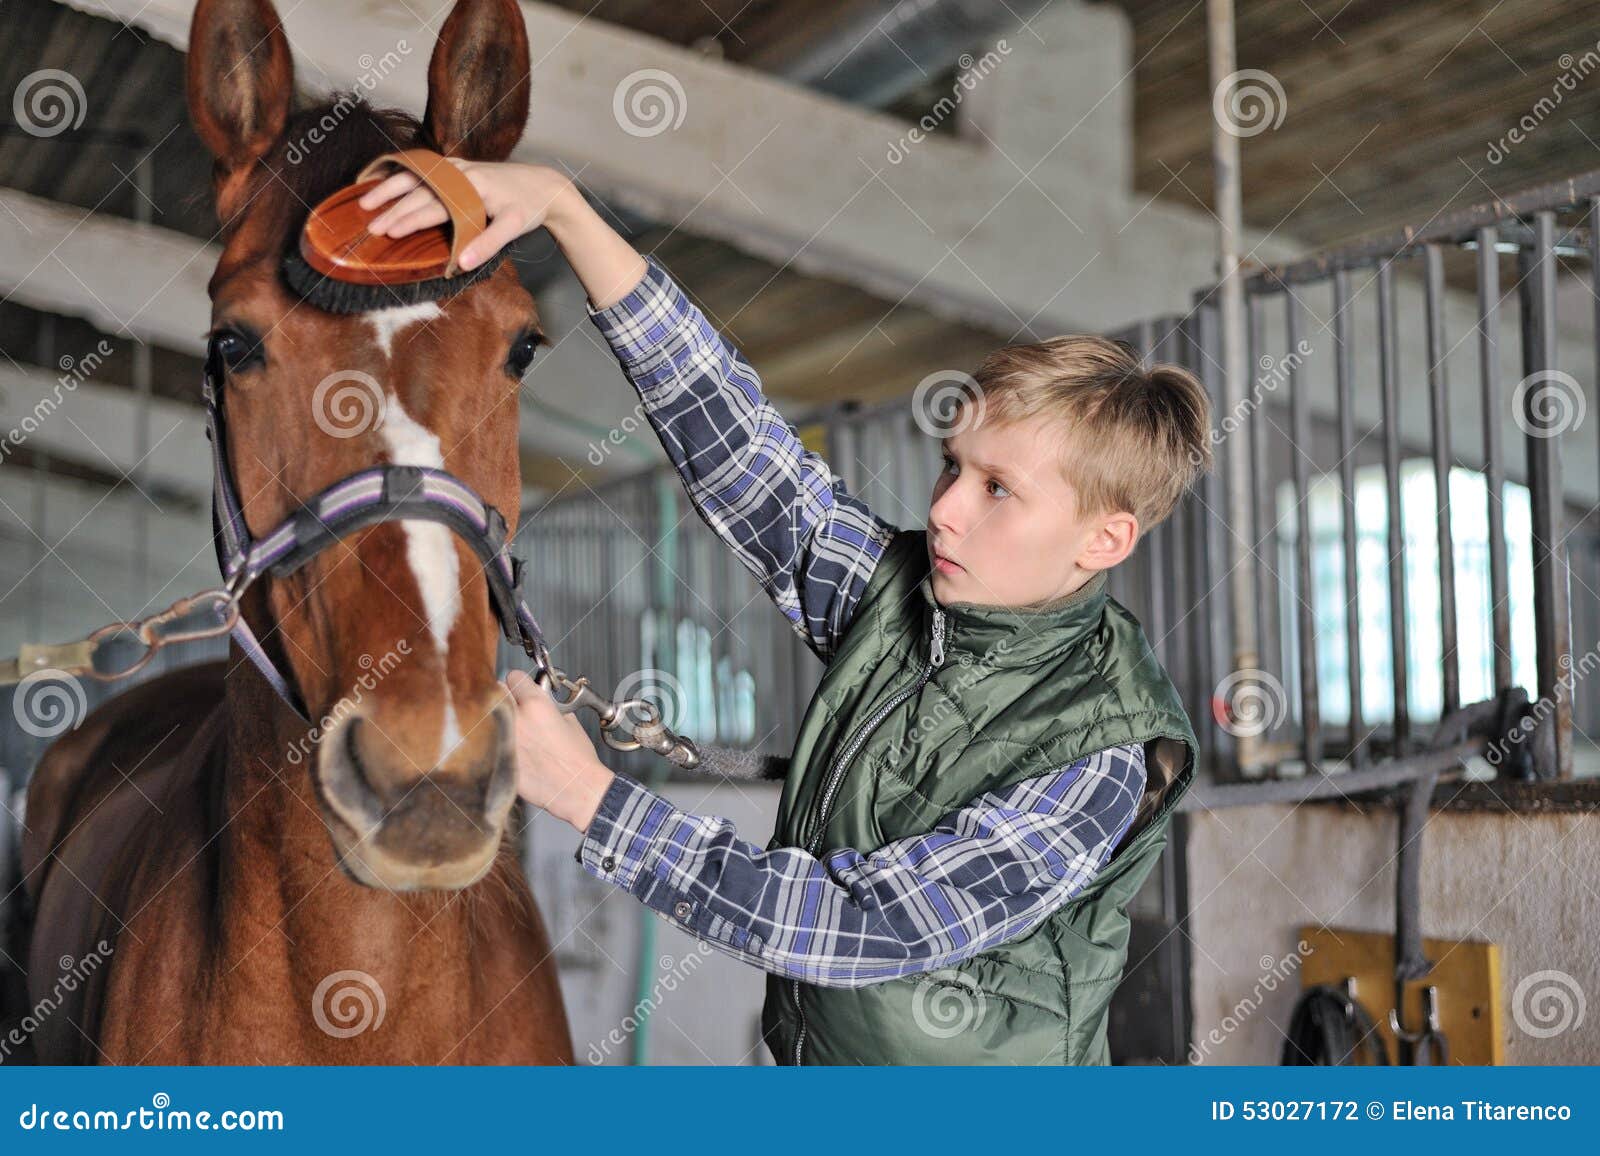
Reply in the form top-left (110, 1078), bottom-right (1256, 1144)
top-left (281, 249), bottom-right (508, 314)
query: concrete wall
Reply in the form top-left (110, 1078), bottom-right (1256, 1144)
top-left (1186, 801), bottom-right (1600, 1064)
top-left (524, 778), bottom-right (782, 1065)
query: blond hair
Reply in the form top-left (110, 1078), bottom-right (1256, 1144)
top-left (956, 335), bottom-right (1212, 531)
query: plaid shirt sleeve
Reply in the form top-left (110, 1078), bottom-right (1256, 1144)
top-left (587, 257), bottom-right (898, 662)
top-left (572, 743), bottom-right (1147, 988)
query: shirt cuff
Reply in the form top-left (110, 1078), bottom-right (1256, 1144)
top-left (572, 770), bottom-right (675, 893)
top-left (585, 256), bottom-right (694, 372)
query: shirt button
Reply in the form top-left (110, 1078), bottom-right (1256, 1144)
top-left (601, 855), bottom-right (616, 872)
top-left (673, 900), bottom-right (692, 921)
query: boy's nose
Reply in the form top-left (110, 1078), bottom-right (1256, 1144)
top-left (928, 485), bottom-right (967, 534)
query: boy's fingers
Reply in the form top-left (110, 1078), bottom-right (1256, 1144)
top-left (505, 668), bottom-right (542, 703)
top-left (357, 169), bottom-right (420, 211)
top-left (459, 212), bottom-right (525, 270)
top-left (369, 186), bottom-right (438, 234)
top-left (375, 198), bottom-right (449, 239)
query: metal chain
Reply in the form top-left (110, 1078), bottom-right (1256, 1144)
top-left (0, 581), bottom-right (242, 686)
top-left (535, 665), bottom-right (702, 770)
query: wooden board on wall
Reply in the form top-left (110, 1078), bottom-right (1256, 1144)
top-left (1298, 925), bottom-right (1504, 1065)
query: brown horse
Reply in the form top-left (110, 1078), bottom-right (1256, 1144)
top-left (19, 0), bottom-right (573, 1063)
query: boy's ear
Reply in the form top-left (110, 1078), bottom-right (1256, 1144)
top-left (1075, 511), bottom-right (1140, 573)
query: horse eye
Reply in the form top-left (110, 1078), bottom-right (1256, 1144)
top-left (506, 331), bottom-right (543, 378)
top-left (206, 327), bottom-right (262, 380)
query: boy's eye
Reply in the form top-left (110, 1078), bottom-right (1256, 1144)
top-left (941, 454), bottom-right (958, 475)
top-left (987, 479), bottom-right (1012, 499)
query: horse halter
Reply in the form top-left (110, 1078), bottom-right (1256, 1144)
top-left (202, 369), bottom-right (551, 719)
top-left (201, 380), bottom-right (704, 768)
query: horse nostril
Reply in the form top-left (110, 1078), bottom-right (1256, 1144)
top-left (483, 701), bottom-right (517, 819)
top-left (318, 717), bottom-right (390, 836)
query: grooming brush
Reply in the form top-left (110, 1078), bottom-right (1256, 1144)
top-left (284, 148), bottom-right (507, 314)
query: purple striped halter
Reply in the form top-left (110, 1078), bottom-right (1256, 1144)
top-left (202, 366), bottom-right (551, 722)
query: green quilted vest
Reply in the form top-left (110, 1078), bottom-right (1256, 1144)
top-left (760, 528), bottom-right (1197, 1065)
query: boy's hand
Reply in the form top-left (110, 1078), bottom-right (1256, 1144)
top-left (359, 160), bottom-right (579, 271)
top-left (503, 668), bottom-right (615, 834)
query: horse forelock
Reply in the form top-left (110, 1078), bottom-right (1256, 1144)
top-left (223, 97), bottom-right (429, 264)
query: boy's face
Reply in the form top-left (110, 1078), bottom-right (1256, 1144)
top-left (926, 417), bottom-right (1134, 610)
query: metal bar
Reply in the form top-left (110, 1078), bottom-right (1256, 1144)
top-left (1333, 269), bottom-right (1364, 763)
top-left (1478, 225), bottom-right (1512, 694)
top-left (1208, 0), bottom-right (1263, 773)
top-left (1377, 262), bottom-right (1411, 753)
top-left (1139, 319), bottom-right (1169, 661)
top-left (133, 159), bottom-right (155, 604)
top-left (1182, 743), bottom-right (1478, 811)
top-left (1423, 244), bottom-right (1460, 716)
top-left (1518, 211), bottom-right (1573, 779)
top-left (1285, 291), bottom-right (1320, 773)
top-left (1245, 168), bottom-right (1600, 291)
top-left (1245, 294), bottom-right (1274, 702)
top-left (1185, 299), bottom-right (1225, 767)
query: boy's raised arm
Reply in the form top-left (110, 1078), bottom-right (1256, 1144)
top-left (547, 189), bottom-right (898, 661)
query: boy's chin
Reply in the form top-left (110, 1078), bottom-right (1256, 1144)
top-left (929, 567), bottom-right (968, 600)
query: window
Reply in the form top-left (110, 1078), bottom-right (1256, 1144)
top-left (1275, 460), bottom-right (1535, 727)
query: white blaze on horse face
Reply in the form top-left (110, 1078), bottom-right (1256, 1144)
top-left (376, 385), bottom-right (465, 766)
top-left (365, 301), bottom-right (442, 358)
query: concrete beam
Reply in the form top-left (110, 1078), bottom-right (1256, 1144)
top-left (58, 0), bottom-right (1302, 335)
top-left (0, 362), bottom-right (209, 501)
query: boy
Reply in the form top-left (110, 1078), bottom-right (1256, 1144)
top-left (362, 160), bottom-right (1209, 1065)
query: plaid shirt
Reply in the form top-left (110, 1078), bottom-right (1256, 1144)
top-left (575, 256), bottom-right (1146, 988)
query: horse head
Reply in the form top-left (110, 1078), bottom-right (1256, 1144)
top-left (186, 0), bottom-right (539, 891)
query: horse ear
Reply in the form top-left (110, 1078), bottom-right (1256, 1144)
top-left (185, 0), bottom-right (294, 220)
top-left (423, 0), bottom-right (530, 161)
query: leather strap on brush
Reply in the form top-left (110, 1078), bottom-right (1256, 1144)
top-left (355, 149), bottom-right (487, 277)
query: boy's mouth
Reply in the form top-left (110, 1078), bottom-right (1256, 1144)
top-left (930, 542), bottom-right (964, 575)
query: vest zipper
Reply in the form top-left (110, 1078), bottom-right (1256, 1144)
top-left (790, 606), bottom-right (947, 1065)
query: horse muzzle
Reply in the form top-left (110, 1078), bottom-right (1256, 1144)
top-left (314, 697), bottom-right (518, 891)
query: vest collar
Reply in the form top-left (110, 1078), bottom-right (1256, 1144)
top-left (917, 567), bottom-right (1108, 668)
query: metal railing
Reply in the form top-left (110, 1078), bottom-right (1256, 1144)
top-left (517, 170), bottom-right (1600, 795)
